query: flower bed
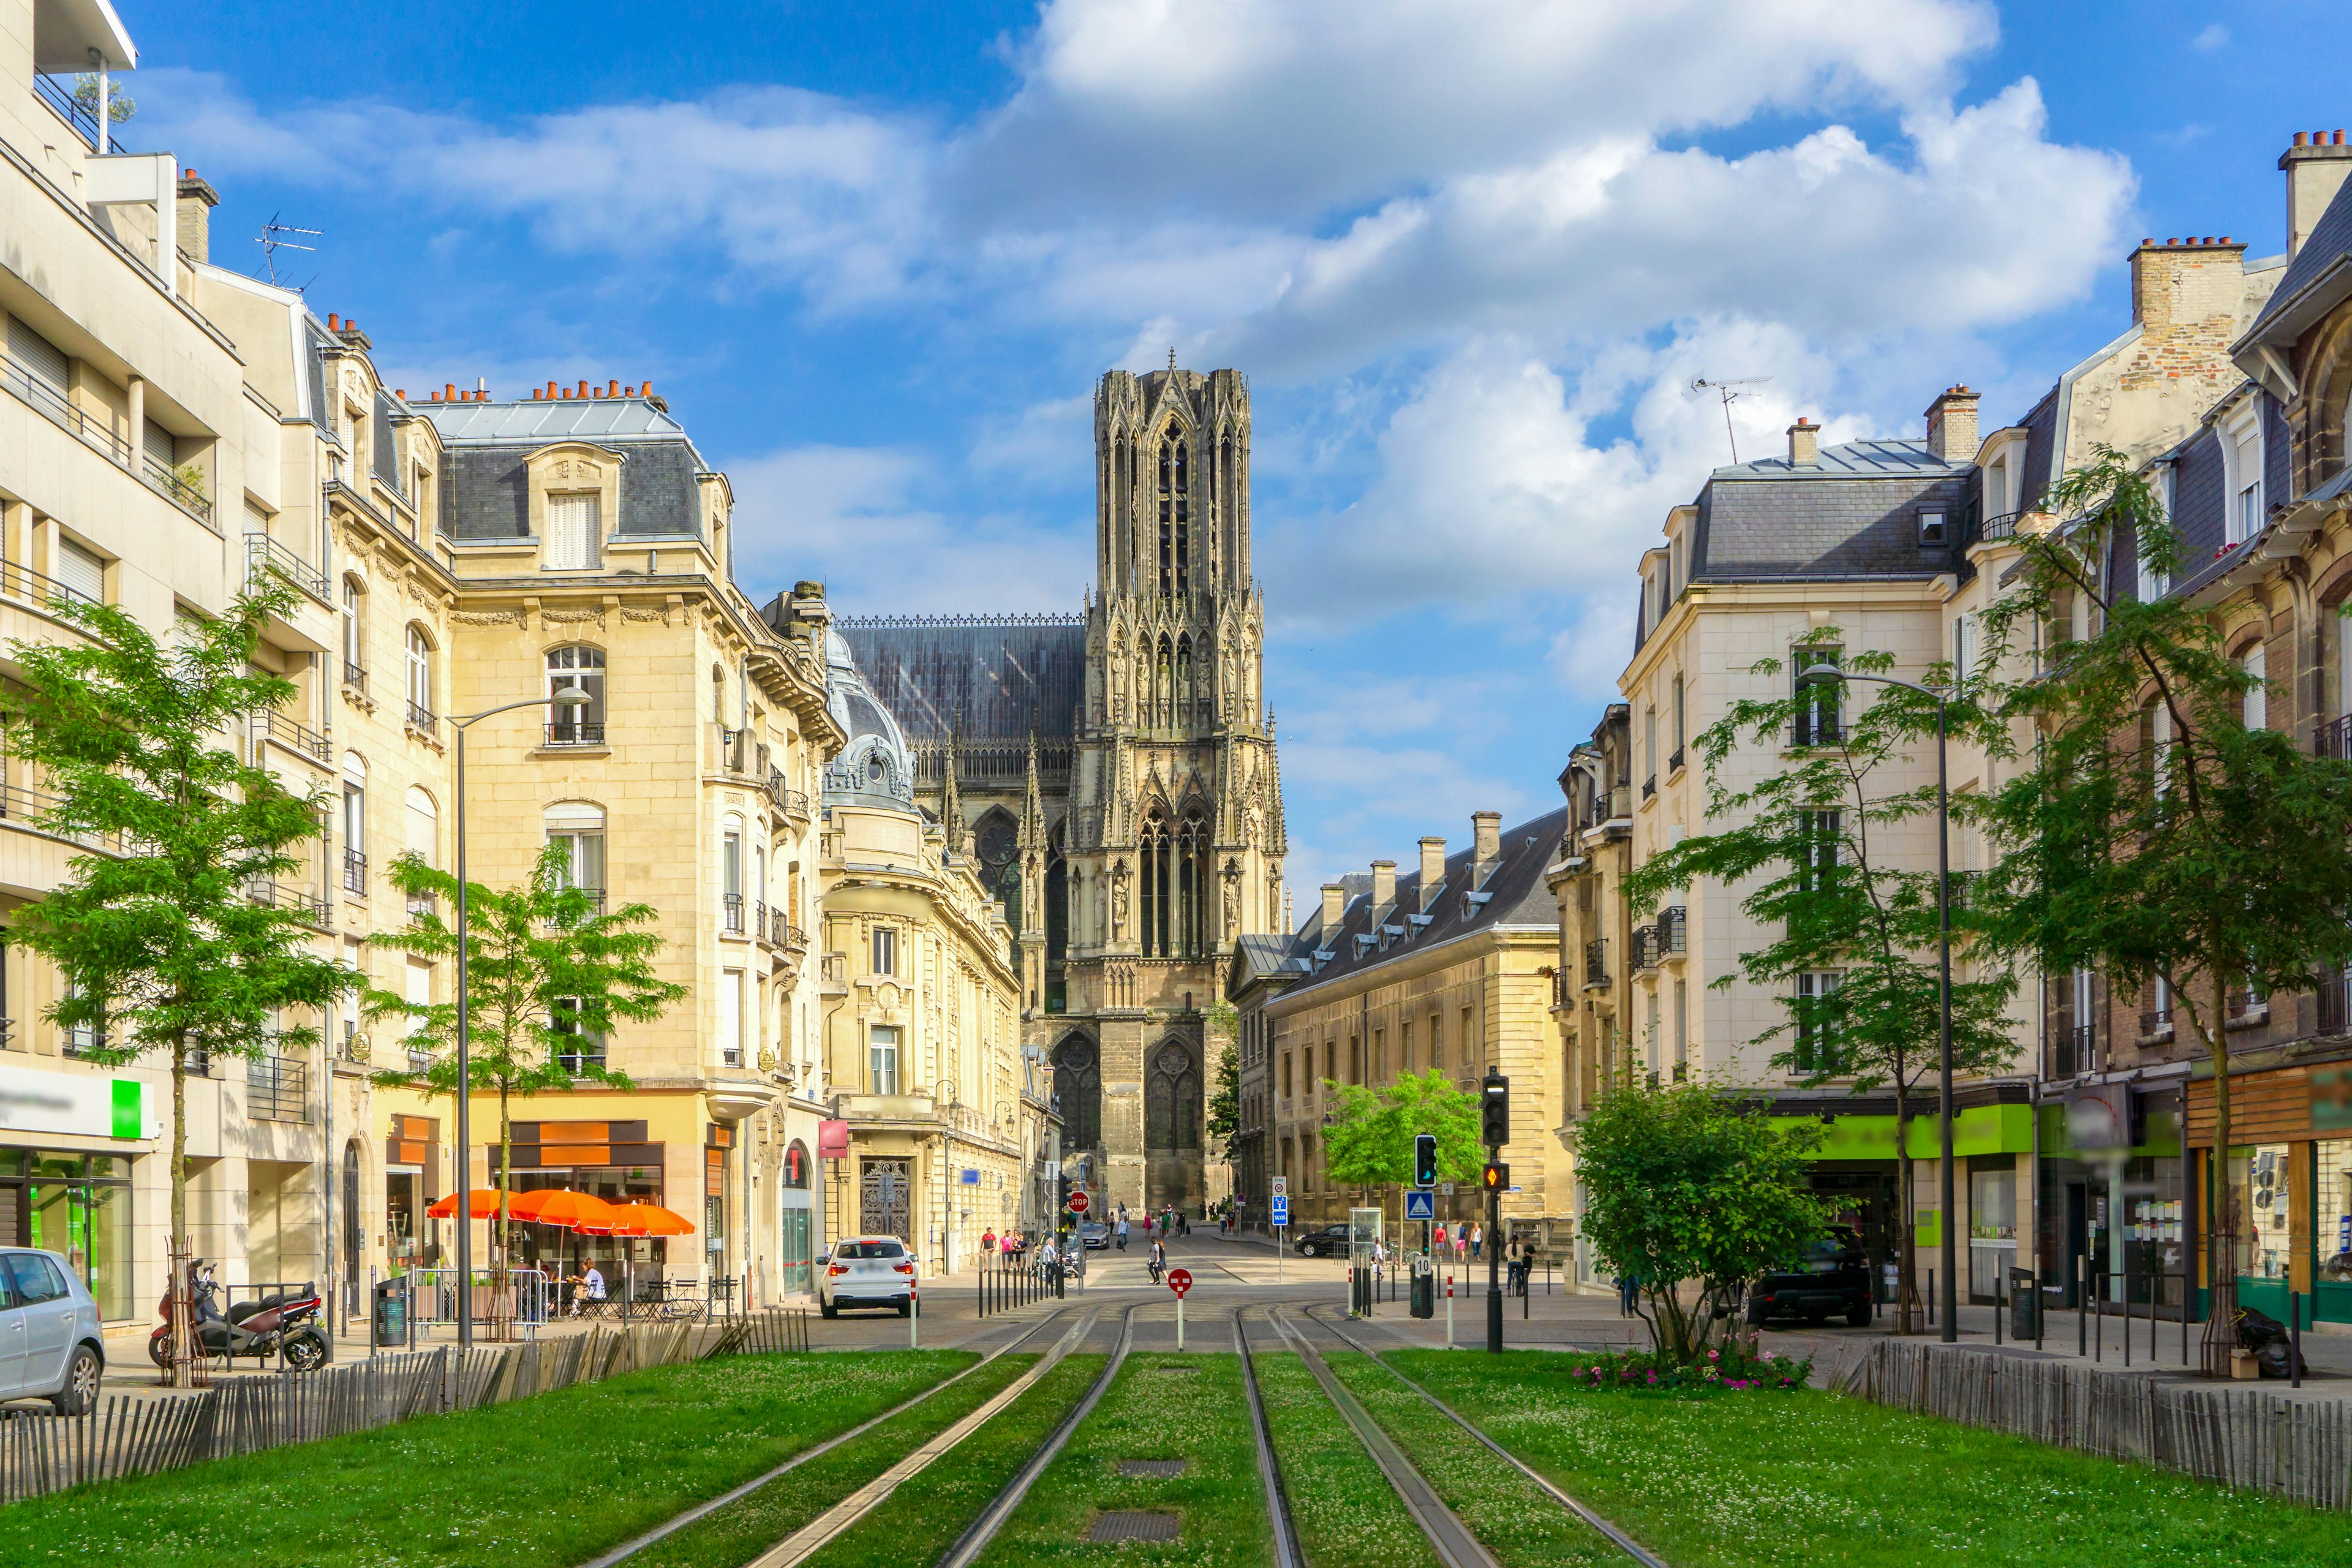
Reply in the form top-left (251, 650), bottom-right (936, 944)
top-left (1547, 1343), bottom-right (1809, 1393)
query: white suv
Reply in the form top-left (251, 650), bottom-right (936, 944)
top-left (0, 1248), bottom-right (105, 1414)
top-left (818, 1236), bottom-right (916, 1318)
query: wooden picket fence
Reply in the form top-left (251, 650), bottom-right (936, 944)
top-left (0, 1309), bottom-right (812, 1506)
top-left (1839, 1338), bottom-right (2352, 1510)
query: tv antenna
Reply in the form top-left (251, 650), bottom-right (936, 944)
top-left (1690, 376), bottom-right (1771, 464)
top-left (255, 213), bottom-right (321, 287)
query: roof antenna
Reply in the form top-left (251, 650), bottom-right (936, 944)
top-left (1689, 376), bottom-right (1772, 465)
top-left (255, 212), bottom-right (321, 287)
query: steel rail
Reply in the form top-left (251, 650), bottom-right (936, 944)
top-left (1232, 1306), bottom-right (1306, 1568)
top-left (932, 1303), bottom-right (1140, 1568)
top-left (575, 1304), bottom-right (1082, 1568)
top-left (1304, 1306), bottom-right (1670, 1568)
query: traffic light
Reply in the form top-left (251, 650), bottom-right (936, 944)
top-left (1481, 1161), bottom-right (1509, 1193)
top-left (1480, 1070), bottom-right (1510, 1147)
top-left (1413, 1134), bottom-right (1438, 1189)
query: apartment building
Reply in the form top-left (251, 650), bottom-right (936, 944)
top-left (810, 628), bottom-right (1045, 1271)
top-left (1604, 224), bottom-right (2279, 1306)
top-left (1235, 812), bottom-right (1567, 1241)
top-left (1545, 702), bottom-right (1631, 1289)
top-left (0, 0), bottom-right (845, 1329)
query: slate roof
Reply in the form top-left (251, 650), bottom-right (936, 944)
top-left (835, 617), bottom-right (1087, 744)
top-left (2241, 166), bottom-right (2352, 349)
top-left (1261, 809), bottom-right (1567, 1000)
top-left (418, 396), bottom-right (711, 543)
top-left (420, 398), bottom-right (691, 445)
top-left (1691, 437), bottom-right (1974, 583)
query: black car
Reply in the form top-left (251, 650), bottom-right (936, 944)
top-left (1294, 1223), bottom-right (1352, 1258)
top-left (1748, 1226), bottom-right (1872, 1328)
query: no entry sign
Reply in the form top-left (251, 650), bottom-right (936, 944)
top-left (1167, 1268), bottom-right (1193, 1298)
top-left (1068, 1192), bottom-right (1090, 1214)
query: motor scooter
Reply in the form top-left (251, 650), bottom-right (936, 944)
top-left (149, 1259), bottom-right (328, 1371)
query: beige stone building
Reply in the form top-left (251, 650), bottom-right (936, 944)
top-left (1234, 812), bottom-right (1566, 1243)
top-left (0, 0), bottom-right (845, 1332)
top-left (813, 630), bottom-right (1040, 1272)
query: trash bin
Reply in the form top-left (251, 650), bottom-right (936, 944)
top-left (374, 1278), bottom-right (407, 1347)
top-left (1411, 1269), bottom-right (1434, 1319)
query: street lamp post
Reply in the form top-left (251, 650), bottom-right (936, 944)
top-left (1798, 664), bottom-right (1958, 1344)
top-left (448, 688), bottom-right (589, 1349)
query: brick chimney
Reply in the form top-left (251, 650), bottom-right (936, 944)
top-left (1320, 882), bottom-right (1347, 937)
top-left (1419, 836), bottom-right (1446, 910)
top-left (1471, 811), bottom-right (1502, 886)
top-left (175, 169), bottom-right (219, 264)
top-left (1370, 859), bottom-right (1396, 913)
top-left (2127, 235), bottom-right (2248, 336)
top-left (1924, 386), bottom-right (1979, 464)
top-left (2284, 130), bottom-right (2352, 260)
top-left (1787, 418), bottom-right (1820, 467)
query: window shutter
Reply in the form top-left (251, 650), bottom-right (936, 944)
top-left (143, 420), bottom-right (175, 471)
top-left (55, 538), bottom-right (105, 602)
top-left (7, 318), bottom-right (68, 395)
top-left (547, 494), bottom-right (600, 569)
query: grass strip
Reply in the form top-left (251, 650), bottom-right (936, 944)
top-left (973, 1352), bottom-right (1273, 1568)
top-left (1320, 1352), bottom-right (1620, 1568)
top-left (1253, 1351), bottom-right (1441, 1568)
top-left (1390, 1349), bottom-right (2351, 1568)
top-left (0, 1351), bottom-right (973, 1568)
top-left (630, 1352), bottom-right (1039, 1568)
top-left (803, 1352), bottom-right (1107, 1568)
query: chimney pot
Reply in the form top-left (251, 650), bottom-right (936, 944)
top-left (641, 380), bottom-right (654, 398)
top-left (1321, 882), bottom-right (1346, 937)
top-left (1471, 810), bottom-right (1502, 883)
top-left (2296, 132), bottom-right (2312, 146)
top-left (445, 383), bottom-right (457, 401)
top-left (327, 314), bottom-right (338, 330)
top-left (1787, 418), bottom-right (1820, 467)
top-left (607, 379), bottom-right (620, 398)
top-left (1371, 859), bottom-right (1396, 912)
top-left (395, 389), bottom-right (404, 401)
top-left (1419, 836), bottom-right (1446, 910)
top-left (577, 380), bottom-right (590, 398)
top-left (1924, 385), bottom-right (1980, 464)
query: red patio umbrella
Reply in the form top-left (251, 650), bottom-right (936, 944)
top-left (591, 1203), bottom-right (695, 1237)
top-left (506, 1189), bottom-right (619, 1229)
top-left (424, 1188), bottom-right (511, 1220)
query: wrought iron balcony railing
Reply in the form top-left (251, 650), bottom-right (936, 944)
top-left (1583, 938), bottom-right (1608, 987)
top-left (244, 531), bottom-right (330, 602)
top-left (1658, 905), bottom-right (1687, 956)
top-left (246, 1054), bottom-right (310, 1124)
top-left (342, 848), bottom-right (366, 894)
top-left (405, 700), bottom-right (439, 739)
top-left (545, 720), bottom-right (607, 748)
top-left (722, 893), bottom-right (745, 933)
top-left (253, 707), bottom-right (331, 764)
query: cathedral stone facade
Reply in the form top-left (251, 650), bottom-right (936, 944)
top-left (834, 365), bottom-right (1286, 1213)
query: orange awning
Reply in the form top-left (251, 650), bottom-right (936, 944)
top-left (506, 1189), bottom-right (620, 1229)
top-left (587, 1202), bottom-right (695, 1237)
top-left (424, 1188), bottom-right (511, 1220)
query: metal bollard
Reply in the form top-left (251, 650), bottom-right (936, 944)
top-left (2292, 1291), bottom-right (2304, 1389)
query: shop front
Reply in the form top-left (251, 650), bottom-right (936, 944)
top-left (2184, 1057), bottom-right (2352, 1330)
top-left (2037, 1079), bottom-right (2190, 1316)
top-left (780, 1139), bottom-right (815, 1295)
top-left (0, 1060), bottom-right (162, 1322)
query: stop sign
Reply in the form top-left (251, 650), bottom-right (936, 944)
top-left (1068, 1192), bottom-right (1090, 1215)
top-left (1167, 1268), bottom-right (1193, 1298)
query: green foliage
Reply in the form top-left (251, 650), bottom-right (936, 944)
top-left (1322, 1069), bottom-right (1483, 1191)
top-left (1570, 1079), bottom-right (1826, 1363)
top-left (364, 842), bottom-right (684, 1255)
top-left (1507, 1342), bottom-right (1811, 1394)
top-left (0, 582), bottom-right (358, 1256)
top-left (1204, 998), bottom-right (1242, 1160)
top-left (1972, 446), bottom-right (2352, 1194)
top-left (71, 74), bottom-right (135, 123)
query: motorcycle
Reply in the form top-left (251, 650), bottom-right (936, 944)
top-left (149, 1260), bottom-right (328, 1372)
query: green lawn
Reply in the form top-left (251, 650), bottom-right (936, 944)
top-left (1385, 1349), bottom-right (2351, 1568)
top-left (804, 1353), bottom-right (1107, 1568)
top-left (0, 1351), bottom-right (973, 1568)
top-left (629, 1352), bottom-right (1039, 1568)
top-left (1319, 1353), bottom-right (1622, 1568)
top-left (973, 1353), bottom-right (1273, 1568)
top-left (1252, 1351), bottom-right (1440, 1568)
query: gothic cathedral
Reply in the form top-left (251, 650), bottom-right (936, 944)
top-left (836, 364), bottom-right (1285, 1212)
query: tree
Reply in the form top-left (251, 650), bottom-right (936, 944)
top-left (364, 843), bottom-right (684, 1288)
top-left (0, 583), bottom-right (356, 1383)
top-left (1572, 1077), bottom-right (1827, 1363)
top-left (1971, 446), bottom-right (2352, 1366)
top-left (1204, 999), bottom-right (1242, 1161)
top-left (1323, 1069), bottom-right (1482, 1196)
top-left (1625, 630), bottom-right (2021, 1332)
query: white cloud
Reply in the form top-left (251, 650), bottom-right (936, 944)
top-left (2190, 23), bottom-right (2230, 53)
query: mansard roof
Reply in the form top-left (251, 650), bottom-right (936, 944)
top-left (1264, 809), bottom-right (1568, 1003)
top-left (1691, 437), bottom-right (1975, 584)
top-left (836, 615), bottom-right (1087, 744)
top-left (2239, 171), bottom-right (2352, 355)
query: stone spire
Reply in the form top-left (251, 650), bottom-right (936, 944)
top-left (1020, 731), bottom-right (1046, 853)
top-left (1264, 712), bottom-right (1288, 856)
top-left (940, 736), bottom-right (967, 857)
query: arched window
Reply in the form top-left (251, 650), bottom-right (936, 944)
top-left (405, 786), bottom-right (438, 869)
top-left (1145, 1038), bottom-right (1199, 1152)
top-left (405, 627), bottom-right (434, 725)
top-left (546, 645), bottom-right (606, 745)
top-left (784, 1140), bottom-right (812, 1188)
top-left (546, 802), bottom-right (605, 902)
top-left (1052, 1035), bottom-right (1101, 1152)
top-left (1157, 424), bottom-right (1189, 597)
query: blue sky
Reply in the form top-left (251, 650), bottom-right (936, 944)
top-left (116, 0), bottom-right (2347, 905)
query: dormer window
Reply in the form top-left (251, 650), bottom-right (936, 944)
top-left (547, 492), bottom-right (601, 570)
top-left (2223, 402), bottom-right (2265, 546)
top-left (1918, 508), bottom-right (1947, 546)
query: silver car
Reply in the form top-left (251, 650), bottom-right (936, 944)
top-left (818, 1236), bottom-right (916, 1317)
top-left (0, 1248), bottom-right (105, 1414)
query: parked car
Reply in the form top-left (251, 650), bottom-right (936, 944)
top-left (1294, 1223), bottom-right (1352, 1259)
top-left (0, 1248), bottom-right (105, 1414)
top-left (1747, 1226), bottom-right (1872, 1328)
top-left (1079, 1222), bottom-right (1110, 1250)
top-left (818, 1237), bottom-right (917, 1318)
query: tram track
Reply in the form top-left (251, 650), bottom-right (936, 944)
top-left (1232, 1306), bottom-right (1307, 1568)
top-left (930, 1303), bottom-right (1139, 1568)
top-left (576, 1303), bottom-right (1087, 1568)
top-left (1303, 1306), bottom-right (1670, 1568)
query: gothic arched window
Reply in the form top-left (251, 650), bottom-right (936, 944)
top-left (1158, 424), bottom-right (1189, 597)
top-left (1146, 1039), bottom-right (1200, 1152)
top-left (1053, 1035), bottom-right (1102, 1152)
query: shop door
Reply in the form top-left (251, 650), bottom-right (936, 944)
top-left (2064, 1183), bottom-right (2089, 1308)
top-left (780, 1208), bottom-right (812, 1294)
top-left (861, 1159), bottom-right (911, 1243)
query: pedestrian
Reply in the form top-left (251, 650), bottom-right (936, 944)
top-left (580, 1260), bottom-right (607, 1315)
top-left (1470, 1223), bottom-right (1483, 1261)
top-left (1115, 1213), bottom-right (1130, 1250)
top-left (1617, 1268), bottom-right (1639, 1317)
top-left (1433, 1221), bottom-right (1449, 1258)
top-left (982, 1226), bottom-right (998, 1261)
top-left (1148, 1237), bottom-right (1166, 1284)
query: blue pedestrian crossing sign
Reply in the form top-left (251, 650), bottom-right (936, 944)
top-left (1270, 1194), bottom-right (1289, 1227)
top-left (1404, 1189), bottom-right (1436, 1221)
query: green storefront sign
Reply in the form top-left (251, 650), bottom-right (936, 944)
top-left (1768, 1103), bottom-right (2035, 1161)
